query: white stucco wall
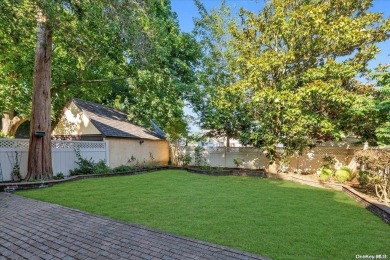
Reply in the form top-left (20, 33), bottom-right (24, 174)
top-left (107, 138), bottom-right (169, 168)
top-left (52, 102), bottom-right (100, 136)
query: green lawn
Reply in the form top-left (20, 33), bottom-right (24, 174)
top-left (18, 170), bottom-right (389, 260)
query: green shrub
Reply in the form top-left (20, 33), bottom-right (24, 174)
top-left (177, 153), bottom-right (192, 166)
top-left (334, 169), bottom-right (350, 183)
top-left (358, 171), bottom-right (371, 189)
top-left (319, 168), bottom-right (333, 181)
top-left (322, 155), bottom-right (336, 169)
top-left (112, 165), bottom-right (136, 172)
top-left (233, 158), bottom-right (244, 168)
top-left (194, 146), bottom-right (206, 166)
top-left (55, 173), bottom-right (64, 179)
top-left (94, 160), bottom-right (112, 174)
top-left (70, 149), bottom-right (110, 175)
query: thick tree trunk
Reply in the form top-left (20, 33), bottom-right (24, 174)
top-left (26, 10), bottom-right (53, 181)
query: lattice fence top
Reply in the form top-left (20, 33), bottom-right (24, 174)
top-left (210, 147), bottom-right (262, 153)
top-left (0, 139), bottom-right (106, 150)
top-left (51, 140), bottom-right (106, 149)
top-left (0, 139), bottom-right (29, 149)
top-left (183, 146), bottom-right (262, 153)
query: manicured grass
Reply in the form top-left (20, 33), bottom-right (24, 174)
top-left (18, 170), bottom-right (389, 259)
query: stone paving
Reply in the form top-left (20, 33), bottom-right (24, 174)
top-left (0, 193), bottom-right (269, 260)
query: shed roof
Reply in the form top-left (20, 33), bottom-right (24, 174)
top-left (72, 98), bottom-right (165, 140)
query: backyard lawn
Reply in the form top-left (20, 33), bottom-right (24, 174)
top-left (18, 170), bottom-right (389, 260)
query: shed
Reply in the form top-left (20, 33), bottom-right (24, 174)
top-left (52, 98), bottom-right (169, 167)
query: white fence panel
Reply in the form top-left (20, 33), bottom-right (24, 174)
top-left (0, 139), bottom-right (107, 182)
top-left (177, 146), bottom-right (360, 172)
top-left (179, 147), bottom-right (269, 169)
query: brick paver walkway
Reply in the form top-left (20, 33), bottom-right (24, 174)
top-left (0, 193), bottom-right (269, 260)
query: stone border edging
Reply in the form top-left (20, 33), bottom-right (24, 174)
top-left (342, 186), bottom-right (390, 224)
top-left (185, 167), bottom-right (272, 178)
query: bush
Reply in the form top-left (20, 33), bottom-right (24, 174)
top-left (94, 160), bottom-right (112, 174)
top-left (177, 153), bottom-right (192, 166)
top-left (70, 149), bottom-right (110, 175)
top-left (319, 168), bottom-right (333, 181)
top-left (233, 158), bottom-right (244, 168)
top-left (112, 165), bottom-right (136, 172)
top-left (358, 171), bottom-right (372, 191)
top-left (194, 146), bottom-right (206, 166)
top-left (55, 173), bottom-right (65, 179)
top-left (355, 149), bottom-right (390, 204)
top-left (334, 168), bottom-right (350, 183)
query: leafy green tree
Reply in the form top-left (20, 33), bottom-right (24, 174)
top-left (0, 2), bottom-right (35, 136)
top-left (104, 0), bottom-right (200, 141)
top-left (373, 65), bottom-right (390, 145)
top-left (1, 0), bottom-right (199, 179)
top-left (191, 0), bottom-right (251, 146)
top-left (224, 0), bottom-right (389, 160)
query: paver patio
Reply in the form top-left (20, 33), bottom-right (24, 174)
top-left (0, 193), bottom-right (269, 260)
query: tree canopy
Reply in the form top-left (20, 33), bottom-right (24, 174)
top-left (194, 0), bottom-right (389, 159)
top-left (0, 0), bottom-right (200, 180)
top-left (191, 0), bottom-right (251, 146)
top-left (373, 65), bottom-right (390, 145)
top-left (0, 0), bottom-right (199, 140)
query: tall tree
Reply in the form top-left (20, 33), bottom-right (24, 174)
top-left (223, 0), bottom-right (389, 160)
top-left (26, 7), bottom-right (52, 180)
top-left (110, 0), bottom-right (200, 141)
top-left (1, 0), bottom-right (200, 180)
top-left (26, 0), bottom-right (149, 180)
top-left (373, 65), bottom-right (390, 145)
top-left (191, 0), bottom-right (250, 146)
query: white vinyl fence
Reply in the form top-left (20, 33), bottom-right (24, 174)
top-left (0, 139), bottom-right (107, 182)
top-left (177, 146), bottom-right (360, 172)
top-left (179, 147), bottom-right (269, 169)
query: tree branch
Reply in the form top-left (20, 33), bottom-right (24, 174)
top-left (80, 77), bottom-right (129, 84)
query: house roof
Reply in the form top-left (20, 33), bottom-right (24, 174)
top-left (72, 98), bottom-right (165, 140)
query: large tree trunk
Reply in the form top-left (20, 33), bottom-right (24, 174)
top-left (26, 10), bottom-right (53, 181)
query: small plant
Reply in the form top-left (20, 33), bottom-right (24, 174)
top-left (194, 146), bottom-right (206, 166)
top-left (70, 149), bottom-right (110, 175)
top-left (319, 168), bottom-right (333, 182)
top-left (10, 151), bottom-right (21, 181)
top-left (334, 167), bottom-right (351, 183)
top-left (177, 153), bottom-right (192, 166)
top-left (149, 152), bottom-right (155, 163)
top-left (112, 165), bottom-right (136, 172)
top-left (358, 171), bottom-right (372, 191)
top-left (55, 173), bottom-right (65, 179)
top-left (233, 158), bottom-right (244, 168)
top-left (127, 155), bottom-right (136, 164)
top-left (94, 160), bottom-right (112, 174)
top-left (322, 155), bottom-right (336, 169)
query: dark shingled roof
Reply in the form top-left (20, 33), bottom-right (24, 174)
top-left (72, 98), bottom-right (165, 140)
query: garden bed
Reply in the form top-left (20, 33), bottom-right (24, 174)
top-left (0, 166), bottom-right (176, 191)
top-left (185, 166), bottom-right (272, 178)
